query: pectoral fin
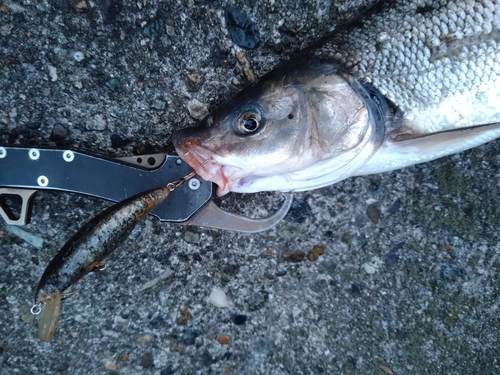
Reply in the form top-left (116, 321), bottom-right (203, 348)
top-left (355, 122), bottom-right (500, 176)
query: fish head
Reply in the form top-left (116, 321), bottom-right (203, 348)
top-left (173, 58), bottom-right (374, 195)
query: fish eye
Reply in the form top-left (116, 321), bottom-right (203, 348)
top-left (236, 106), bottom-right (263, 134)
top-left (243, 118), bottom-right (258, 131)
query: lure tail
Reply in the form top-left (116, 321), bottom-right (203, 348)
top-left (37, 291), bottom-right (62, 342)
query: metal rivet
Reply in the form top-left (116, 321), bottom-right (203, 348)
top-left (175, 159), bottom-right (182, 165)
top-left (188, 178), bottom-right (200, 190)
top-left (63, 150), bottom-right (74, 162)
top-left (0, 147), bottom-right (6, 158)
top-left (37, 176), bottom-right (49, 187)
top-left (29, 148), bottom-right (40, 160)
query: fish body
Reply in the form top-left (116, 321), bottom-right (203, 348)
top-left (173, 0), bottom-right (500, 196)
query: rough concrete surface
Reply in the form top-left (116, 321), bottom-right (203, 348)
top-left (1, 1), bottom-right (499, 374)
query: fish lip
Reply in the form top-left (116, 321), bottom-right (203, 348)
top-left (173, 135), bottom-right (239, 196)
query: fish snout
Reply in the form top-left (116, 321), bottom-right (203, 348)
top-left (172, 128), bottom-right (234, 195)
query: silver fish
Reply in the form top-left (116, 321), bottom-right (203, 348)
top-left (173, 0), bottom-right (500, 196)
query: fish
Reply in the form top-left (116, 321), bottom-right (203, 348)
top-left (172, 0), bottom-right (500, 196)
top-left (34, 186), bottom-right (173, 342)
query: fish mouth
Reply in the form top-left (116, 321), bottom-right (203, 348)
top-left (173, 134), bottom-right (241, 196)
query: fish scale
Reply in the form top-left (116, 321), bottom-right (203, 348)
top-left (173, 0), bottom-right (500, 194)
top-left (315, 0), bottom-right (500, 133)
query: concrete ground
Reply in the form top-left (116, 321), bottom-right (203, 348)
top-left (1, 0), bottom-right (499, 374)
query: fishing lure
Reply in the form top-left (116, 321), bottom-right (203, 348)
top-left (32, 172), bottom-right (195, 342)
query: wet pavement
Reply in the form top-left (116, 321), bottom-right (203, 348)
top-left (1, 1), bottom-right (499, 374)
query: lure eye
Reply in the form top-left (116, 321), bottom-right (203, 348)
top-left (236, 106), bottom-right (263, 134)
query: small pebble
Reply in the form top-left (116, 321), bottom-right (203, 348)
top-left (388, 199), bottom-right (401, 214)
top-left (104, 361), bottom-right (118, 371)
top-left (379, 364), bottom-right (394, 375)
top-left (385, 242), bottom-right (404, 267)
top-left (140, 352), bottom-right (154, 369)
top-left (285, 198), bottom-right (313, 223)
top-left (113, 316), bottom-right (128, 326)
top-left (210, 287), bottom-right (231, 307)
top-left (282, 250), bottom-right (305, 263)
top-left (235, 51), bottom-right (255, 82)
top-left (72, 51), bottom-right (84, 62)
top-left (177, 304), bottom-right (190, 325)
top-left (350, 282), bottom-right (363, 295)
top-left (279, 223), bottom-right (301, 241)
top-left (254, 338), bottom-right (272, 355)
top-left (217, 334), bottom-right (231, 345)
top-left (103, 0), bottom-right (122, 24)
top-left (74, 315), bottom-right (88, 323)
top-left (74, 0), bottom-right (87, 12)
top-left (166, 25), bottom-right (175, 37)
top-left (19, 305), bottom-right (34, 324)
top-left (0, 24), bottom-right (14, 36)
top-left (201, 349), bottom-right (218, 366)
top-left (150, 98), bottom-right (166, 110)
top-left (187, 98), bottom-right (208, 120)
top-left (142, 18), bottom-right (164, 41)
top-left (57, 33), bottom-right (68, 44)
top-left (340, 233), bottom-right (352, 244)
top-left (160, 364), bottom-right (175, 375)
top-left (184, 230), bottom-right (200, 244)
top-left (439, 263), bottom-right (466, 281)
top-left (308, 244), bottom-right (326, 261)
top-left (149, 315), bottom-right (165, 329)
top-left (74, 81), bottom-right (83, 89)
top-left (207, 343), bottom-right (222, 358)
top-left (230, 313), bottom-right (248, 325)
top-left (101, 329), bottom-right (120, 338)
top-left (362, 257), bottom-right (383, 274)
top-left (308, 308), bottom-right (314, 319)
top-left (247, 289), bottom-right (269, 311)
top-left (223, 264), bottom-right (240, 276)
top-left (105, 77), bottom-right (122, 92)
top-left (133, 334), bottom-right (152, 344)
top-left (309, 278), bottom-right (328, 293)
top-left (182, 328), bottom-right (200, 346)
top-left (49, 123), bottom-right (69, 141)
top-left (48, 65), bottom-right (58, 82)
top-left (185, 73), bottom-right (205, 92)
top-left (85, 114), bottom-right (107, 131)
top-left (366, 202), bottom-right (381, 224)
top-left (225, 6), bottom-right (260, 49)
